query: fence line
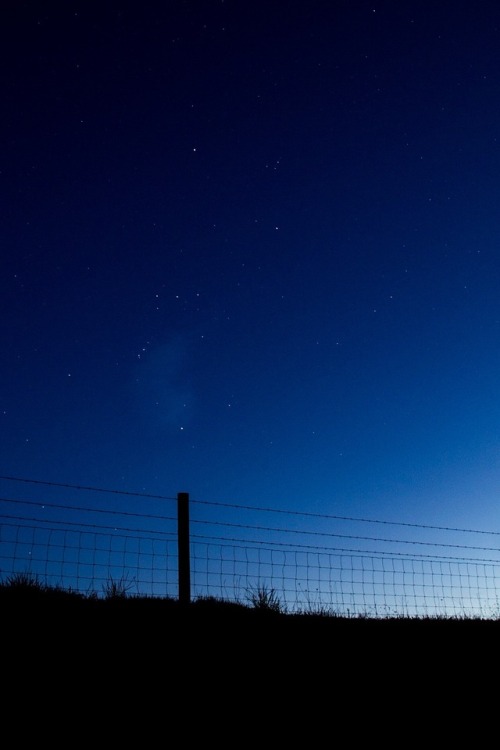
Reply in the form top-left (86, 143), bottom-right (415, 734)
top-left (2, 477), bottom-right (500, 617)
top-left (0, 520), bottom-right (178, 597)
top-left (190, 539), bottom-right (500, 617)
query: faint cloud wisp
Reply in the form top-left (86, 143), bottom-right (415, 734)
top-left (133, 337), bottom-right (195, 433)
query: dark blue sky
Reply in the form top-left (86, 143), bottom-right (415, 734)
top-left (2, 1), bottom-right (500, 532)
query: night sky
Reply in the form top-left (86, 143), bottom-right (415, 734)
top-left (2, 1), bottom-right (500, 534)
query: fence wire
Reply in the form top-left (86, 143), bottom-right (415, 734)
top-left (190, 539), bottom-right (500, 617)
top-left (1, 478), bottom-right (500, 617)
top-left (0, 520), bottom-right (178, 598)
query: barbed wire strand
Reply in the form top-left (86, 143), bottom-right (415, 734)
top-left (0, 495), bottom-right (176, 522)
top-left (191, 498), bottom-right (500, 537)
top-left (188, 533), bottom-right (500, 565)
top-left (0, 475), bottom-right (177, 501)
top-left (189, 517), bottom-right (500, 554)
top-left (0, 514), bottom-right (177, 537)
top-left (4, 503), bottom-right (500, 562)
top-left (2, 473), bottom-right (500, 537)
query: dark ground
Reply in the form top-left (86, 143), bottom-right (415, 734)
top-left (4, 585), bottom-right (498, 655)
top-left (2, 586), bottom-right (493, 728)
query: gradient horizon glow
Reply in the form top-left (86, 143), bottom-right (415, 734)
top-left (2, 3), bottom-right (500, 614)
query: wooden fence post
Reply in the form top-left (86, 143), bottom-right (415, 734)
top-left (177, 492), bottom-right (190, 605)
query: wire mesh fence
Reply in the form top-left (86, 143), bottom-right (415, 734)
top-left (0, 520), bottom-right (178, 598)
top-left (190, 538), bottom-right (500, 617)
top-left (2, 476), bottom-right (500, 617)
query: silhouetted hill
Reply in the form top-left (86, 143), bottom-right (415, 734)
top-left (3, 582), bottom-right (494, 706)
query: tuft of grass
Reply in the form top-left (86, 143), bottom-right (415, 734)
top-left (102, 575), bottom-right (134, 600)
top-left (246, 583), bottom-right (285, 613)
top-left (1, 571), bottom-right (46, 591)
top-left (296, 586), bottom-right (342, 618)
top-left (301, 603), bottom-right (343, 618)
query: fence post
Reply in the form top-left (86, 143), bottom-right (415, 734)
top-left (177, 492), bottom-right (191, 605)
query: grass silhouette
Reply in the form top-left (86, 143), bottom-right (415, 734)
top-left (2, 573), bottom-right (499, 624)
top-left (4, 572), bottom-right (500, 690)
